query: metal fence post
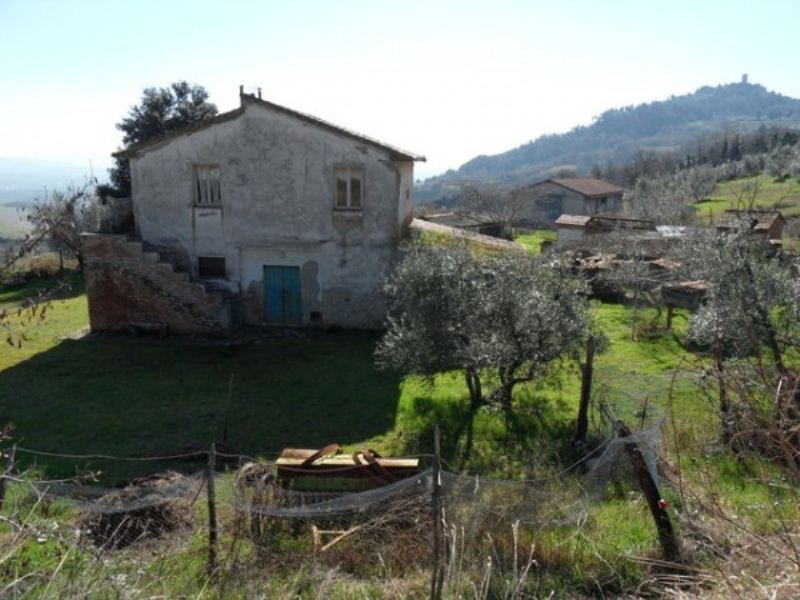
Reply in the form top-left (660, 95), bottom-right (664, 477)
top-left (431, 424), bottom-right (443, 600)
top-left (207, 443), bottom-right (218, 579)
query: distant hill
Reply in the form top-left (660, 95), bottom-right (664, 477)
top-left (0, 157), bottom-right (99, 206)
top-left (0, 204), bottom-right (29, 239)
top-left (417, 81), bottom-right (800, 203)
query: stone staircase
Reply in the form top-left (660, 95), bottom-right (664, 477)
top-left (81, 234), bottom-right (238, 336)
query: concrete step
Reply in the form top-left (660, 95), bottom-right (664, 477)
top-left (125, 240), bottom-right (144, 253)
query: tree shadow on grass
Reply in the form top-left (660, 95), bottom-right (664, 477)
top-left (0, 330), bottom-right (402, 483)
top-left (393, 394), bottom-right (476, 468)
top-left (397, 385), bottom-right (580, 477)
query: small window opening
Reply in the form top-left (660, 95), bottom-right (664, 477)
top-left (198, 256), bottom-right (226, 279)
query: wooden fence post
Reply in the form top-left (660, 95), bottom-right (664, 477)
top-left (0, 445), bottom-right (16, 513)
top-left (207, 443), bottom-right (219, 579)
top-left (574, 336), bottom-right (595, 445)
top-left (430, 424), bottom-right (443, 600)
top-left (616, 421), bottom-right (681, 563)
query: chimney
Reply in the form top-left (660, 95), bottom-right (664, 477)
top-left (257, 87), bottom-right (262, 100)
top-left (741, 73), bottom-right (748, 84)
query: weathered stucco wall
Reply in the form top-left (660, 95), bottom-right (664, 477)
top-left (556, 226), bottom-right (585, 245)
top-left (129, 98), bottom-right (411, 329)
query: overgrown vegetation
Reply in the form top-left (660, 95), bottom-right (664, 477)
top-left (3, 179), bottom-right (800, 595)
top-left (2, 254), bottom-right (799, 596)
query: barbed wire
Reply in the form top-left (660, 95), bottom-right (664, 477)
top-left (13, 446), bottom-right (438, 464)
top-left (13, 447), bottom-right (208, 462)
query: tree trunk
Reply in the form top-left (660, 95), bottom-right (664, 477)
top-left (715, 349), bottom-right (731, 443)
top-left (464, 369), bottom-right (483, 411)
top-left (574, 336), bottom-right (595, 445)
top-left (496, 370), bottom-right (515, 418)
top-left (462, 369), bottom-right (483, 462)
top-left (743, 261), bottom-right (786, 377)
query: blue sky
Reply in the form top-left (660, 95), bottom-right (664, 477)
top-left (1, 0), bottom-right (799, 179)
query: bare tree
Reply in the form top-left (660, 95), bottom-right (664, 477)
top-left (1, 180), bottom-right (101, 348)
top-left (459, 185), bottom-right (529, 238)
top-left (731, 176), bottom-right (761, 210)
top-left (24, 181), bottom-right (105, 270)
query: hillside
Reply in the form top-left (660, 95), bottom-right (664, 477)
top-left (0, 156), bottom-right (97, 206)
top-left (418, 81), bottom-right (800, 203)
top-left (0, 204), bottom-right (29, 239)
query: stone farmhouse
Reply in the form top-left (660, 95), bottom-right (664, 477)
top-left (520, 177), bottom-right (624, 224)
top-left (82, 89), bottom-right (425, 335)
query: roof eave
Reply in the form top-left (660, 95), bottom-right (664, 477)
top-left (113, 106), bottom-right (247, 159)
top-left (113, 95), bottom-right (426, 162)
top-left (242, 94), bottom-right (425, 162)
top-left (546, 178), bottom-right (624, 197)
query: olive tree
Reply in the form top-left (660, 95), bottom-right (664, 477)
top-left (672, 228), bottom-right (800, 446)
top-left (676, 229), bottom-right (795, 378)
top-left (375, 239), bottom-right (590, 418)
top-left (625, 175), bottom-right (695, 224)
top-left (678, 165), bottom-right (719, 203)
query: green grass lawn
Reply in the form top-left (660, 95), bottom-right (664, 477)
top-left (694, 174), bottom-right (800, 223)
top-left (1, 272), bottom-right (706, 483)
top-left (514, 229), bottom-right (557, 254)
top-left (3, 272), bottom-right (798, 596)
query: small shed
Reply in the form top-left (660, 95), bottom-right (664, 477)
top-left (717, 209), bottom-right (785, 240)
top-left (661, 280), bottom-right (708, 310)
top-left (556, 214), bottom-right (655, 245)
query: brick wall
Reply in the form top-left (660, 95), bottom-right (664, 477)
top-left (81, 234), bottom-right (235, 336)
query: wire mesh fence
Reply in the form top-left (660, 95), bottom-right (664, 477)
top-left (1, 422), bottom-right (670, 596)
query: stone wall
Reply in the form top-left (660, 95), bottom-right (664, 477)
top-left (81, 233), bottom-right (235, 336)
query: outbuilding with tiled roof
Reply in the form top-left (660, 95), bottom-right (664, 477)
top-left (518, 177), bottom-right (625, 225)
top-left (716, 209), bottom-right (785, 240)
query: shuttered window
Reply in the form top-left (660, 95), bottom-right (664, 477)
top-left (334, 166), bottom-right (363, 210)
top-left (194, 165), bottom-right (222, 206)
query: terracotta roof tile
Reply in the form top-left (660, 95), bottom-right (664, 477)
top-left (555, 214), bottom-right (593, 227)
top-left (717, 209), bottom-right (784, 231)
top-left (548, 177), bottom-right (624, 198)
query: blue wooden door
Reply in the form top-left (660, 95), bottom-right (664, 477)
top-left (264, 266), bottom-right (302, 324)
